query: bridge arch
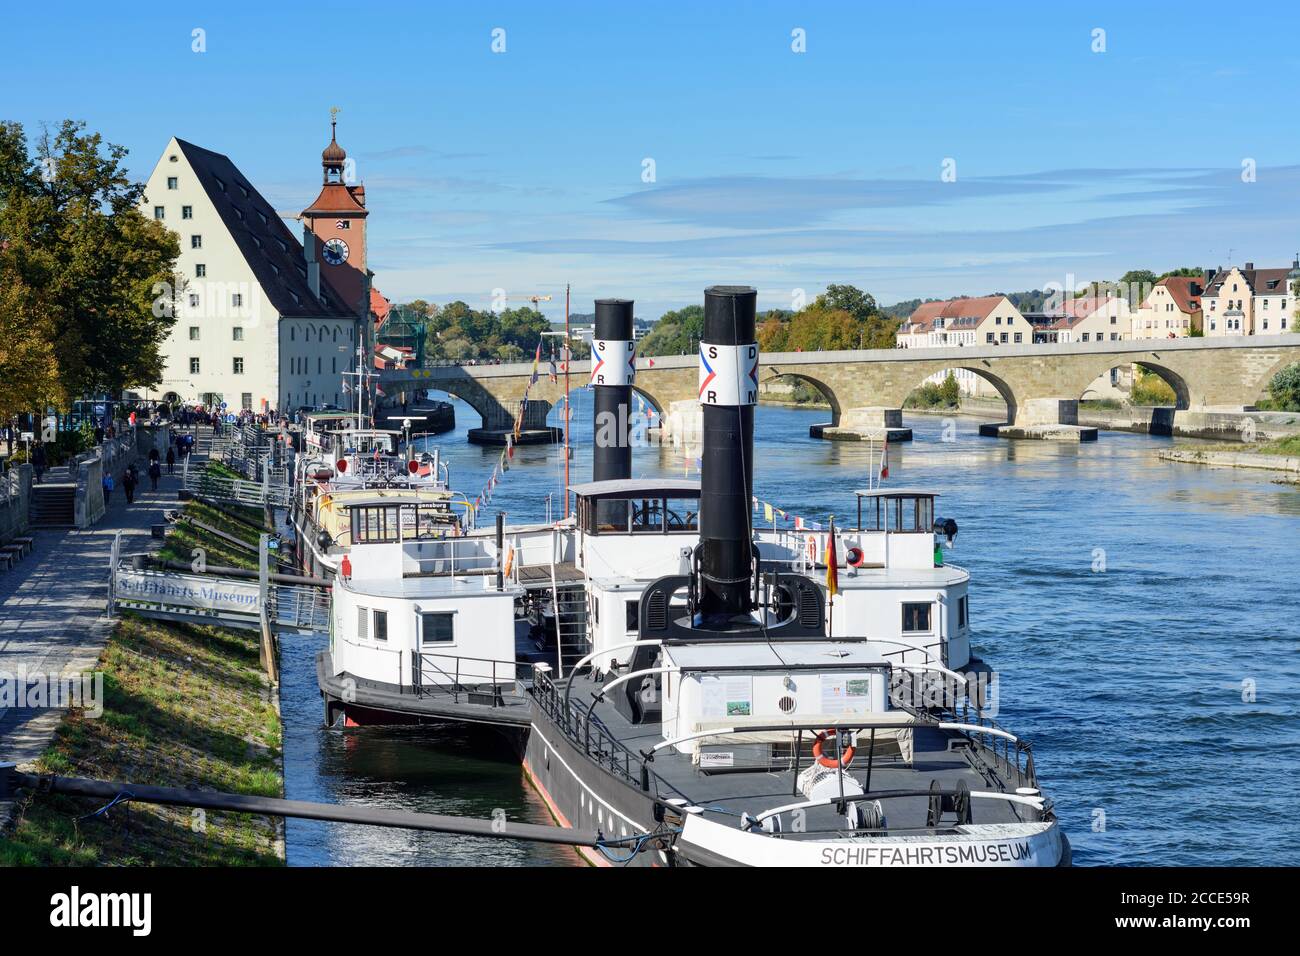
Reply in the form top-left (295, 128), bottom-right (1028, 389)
top-left (761, 370), bottom-right (842, 424)
top-left (903, 364), bottom-right (1018, 424)
top-left (1078, 357), bottom-right (1191, 409)
top-left (1251, 353), bottom-right (1300, 407)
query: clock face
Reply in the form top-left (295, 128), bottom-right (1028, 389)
top-left (322, 237), bottom-right (349, 266)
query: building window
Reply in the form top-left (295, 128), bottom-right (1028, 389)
top-left (902, 602), bottom-right (932, 633)
top-left (986, 332), bottom-right (995, 343)
top-left (625, 600), bottom-right (639, 633)
top-left (232, 293), bottom-right (243, 308)
top-left (195, 263), bottom-right (206, 277)
top-left (372, 609), bottom-right (388, 642)
top-left (182, 205), bottom-right (193, 219)
top-left (1081, 332), bottom-right (1090, 342)
top-left (167, 176), bottom-right (178, 189)
top-left (189, 326), bottom-right (200, 341)
top-left (420, 612), bottom-right (454, 644)
top-left (241, 393), bottom-right (252, 411)
top-left (189, 357), bottom-right (200, 374)
top-left (357, 607), bottom-right (368, 640)
top-left (191, 235), bottom-right (202, 249)
top-left (1013, 332), bottom-right (1022, 343)
top-left (233, 327), bottom-right (244, 341)
top-left (336, 219), bottom-right (351, 230)
top-left (232, 357), bottom-right (244, 374)
top-left (153, 206), bottom-right (164, 219)
top-left (999, 332), bottom-right (1008, 343)
top-left (188, 293), bottom-right (199, 307)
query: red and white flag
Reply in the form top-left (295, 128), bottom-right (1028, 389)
top-left (879, 441), bottom-right (889, 481)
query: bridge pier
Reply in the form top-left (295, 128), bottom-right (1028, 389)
top-left (467, 399), bottom-right (562, 446)
top-left (978, 398), bottom-right (1098, 441)
top-left (811, 407), bottom-right (912, 442)
top-left (654, 399), bottom-right (703, 449)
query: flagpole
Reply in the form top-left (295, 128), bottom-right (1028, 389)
top-left (827, 515), bottom-right (835, 636)
top-left (563, 282), bottom-right (571, 520)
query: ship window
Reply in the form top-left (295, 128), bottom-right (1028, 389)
top-left (902, 602), bottom-right (932, 633)
top-left (373, 609), bottom-right (388, 642)
top-left (420, 612), bottom-right (454, 644)
top-left (632, 498), bottom-right (665, 533)
top-left (357, 606), bottom-right (369, 640)
top-left (958, 595), bottom-right (968, 628)
top-left (625, 600), bottom-right (639, 633)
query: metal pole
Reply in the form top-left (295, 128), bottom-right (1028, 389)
top-left (564, 282), bottom-right (571, 518)
top-left (0, 766), bottom-right (613, 848)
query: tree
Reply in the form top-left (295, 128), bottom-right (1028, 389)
top-left (1268, 363), bottom-right (1300, 411)
top-left (0, 120), bottom-right (179, 411)
top-left (638, 305), bottom-right (705, 356)
top-left (940, 371), bottom-right (960, 407)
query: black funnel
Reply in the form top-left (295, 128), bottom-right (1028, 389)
top-left (696, 285), bottom-right (759, 624)
top-left (592, 299), bottom-right (636, 525)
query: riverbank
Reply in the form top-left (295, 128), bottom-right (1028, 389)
top-left (0, 488), bottom-right (284, 865)
top-left (1157, 434), bottom-right (1300, 480)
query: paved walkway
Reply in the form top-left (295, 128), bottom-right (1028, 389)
top-left (0, 431), bottom-right (208, 773)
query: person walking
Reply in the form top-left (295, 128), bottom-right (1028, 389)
top-left (31, 442), bottom-right (47, 484)
top-left (122, 465), bottom-right (137, 504)
top-left (102, 471), bottom-right (114, 505)
top-left (166, 445), bottom-right (175, 474)
top-left (148, 459), bottom-right (161, 491)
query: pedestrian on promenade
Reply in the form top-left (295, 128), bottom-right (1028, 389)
top-left (148, 459), bottom-right (161, 491)
top-left (166, 446), bottom-right (175, 474)
top-left (102, 472), bottom-right (114, 505)
top-left (31, 442), bottom-right (47, 484)
top-left (148, 447), bottom-right (159, 465)
top-left (122, 465), bottom-right (137, 504)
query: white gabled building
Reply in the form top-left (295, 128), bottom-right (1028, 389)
top-left (138, 135), bottom-right (365, 413)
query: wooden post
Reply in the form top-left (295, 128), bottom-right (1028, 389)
top-left (258, 533), bottom-right (278, 683)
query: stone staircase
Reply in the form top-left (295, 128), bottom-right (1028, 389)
top-left (29, 483), bottom-right (76, 528)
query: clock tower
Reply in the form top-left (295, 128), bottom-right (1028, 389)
top-left (301, 109), bottom-right (370, 320)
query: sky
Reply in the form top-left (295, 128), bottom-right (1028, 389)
top-left (5, 1), bottom-right (1300, 319)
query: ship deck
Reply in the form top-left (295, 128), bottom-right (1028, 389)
top-left (556, 670), bottom-right (1037, 837)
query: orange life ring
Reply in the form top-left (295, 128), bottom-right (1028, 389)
top-left (846, 546), bottom-right (865, 568)
top-left (503, 547), bottom-right (515, 577)
top-left (812, 730), bottom-right (855, 769)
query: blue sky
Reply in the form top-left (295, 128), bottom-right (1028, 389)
top-left (5, 1), bottom-right (1300, 318)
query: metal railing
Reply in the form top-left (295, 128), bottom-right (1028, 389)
top-left (268, 584), bottom-right (331, 634)
top-left (409, 651), bottom-right (528, 704)
top-left (182, 468), bottom-right (289, 508)
top-left (531, 668), bottom-right (655, 791)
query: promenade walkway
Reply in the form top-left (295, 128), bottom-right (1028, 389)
top-left (0, 429), bottom-right (209, 775)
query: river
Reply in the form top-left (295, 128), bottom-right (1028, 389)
top-left (283, 396), bottom-right (1300, 866)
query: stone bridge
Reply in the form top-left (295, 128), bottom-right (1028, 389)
top-left (379, 335), bottom-right (1300, 441)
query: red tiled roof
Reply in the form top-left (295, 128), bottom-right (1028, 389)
top-left (902, 296), bottom-right (1006, 333)
top-left (370, 287), bottom-right (391, 327)
top-left (1145, 276), bottom-right (1202, 314)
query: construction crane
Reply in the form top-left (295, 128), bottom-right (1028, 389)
top-left (495, 293), bottom-right (553, 312)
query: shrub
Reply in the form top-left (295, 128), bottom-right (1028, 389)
top-left (1267, 363), bottom-right (1300, 412)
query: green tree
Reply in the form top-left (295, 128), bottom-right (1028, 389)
top-left (0, 120), bottom-right (179, 411)
top-left (638, 304), bottom-right (705, 356)
top-left (940, 371), bottom-right (960, 407)
top-left (1267, 363), bottom-right (1300, 411)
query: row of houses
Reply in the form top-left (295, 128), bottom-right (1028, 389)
top-left (899, 261), bottom-right (1300, 350)
top-left (895, 260), bottom-right (1300, 398)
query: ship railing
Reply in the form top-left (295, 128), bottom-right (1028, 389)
top-left (405, 537), bottom-right (499, 576)
top-left (897, 697), bottom-right (1038, 793)
top-left (531, 667), bottom-right (656, 792)
top-left (409, 651), bottom-right (529, 704)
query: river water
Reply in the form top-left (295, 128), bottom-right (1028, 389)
top-left (283, 396), bottom-right (1300, 866)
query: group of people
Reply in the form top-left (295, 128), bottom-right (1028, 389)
top-left (102, 447), bottom-right (166, 507)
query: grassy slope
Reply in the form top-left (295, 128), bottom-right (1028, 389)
top-left (0, 479), bottom-right (284, 866)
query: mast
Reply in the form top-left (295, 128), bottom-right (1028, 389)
top-left (564, 283), bottom-right (571, 519)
